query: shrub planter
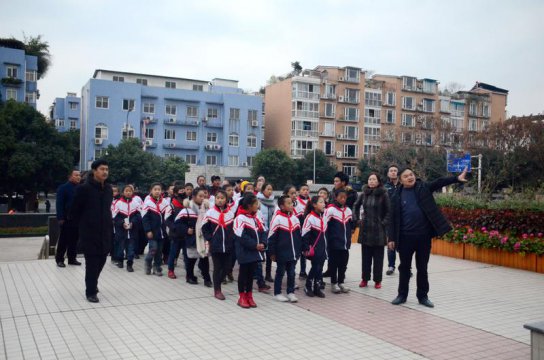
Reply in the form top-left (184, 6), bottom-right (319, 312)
top-left (536, 255), bottom-right (544, 274)
top-left (464, 244), bottom-right (500, 266)
top-left (431, 239), bottom-right (464, 259)
top-left (495, 250), bottom-right (536, 272)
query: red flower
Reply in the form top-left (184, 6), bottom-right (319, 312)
top-left (513, 242), bottom-right (521, 251)
top-left (522, 233), bottom-right (528, 239)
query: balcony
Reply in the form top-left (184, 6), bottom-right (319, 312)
top-left (339, 76), bottom-right (360, 84)
top-left (1, 77), bottom-right (23, 87)
top-left (163, 142), bottom-right (199, 150)
top-left (292, 91), bottom-right (320, 101)
top-left (142, 117), bottom-right (158, 124)
top-left (337, 116), bottom-right (359, 122)
top-left (320, 131), bottom-right (336, 138)
top-left (336, 152), bottom-right (358, 159)
top-left (204, 143), bottom-right (222, 151)
top-left (321, 93), bottom-right (336, 100)
top-left (163, 118), bottom-right (200, 126)
top-left (291, 129), bottom-right (319, 138)
top-left (338, 96), bottom-right (359, 104)
top-left (382, 101), bottom-right (396, 107)
top-left (290, 148), bottom-right (315, 158)
top-left (336, 134), bottom-right (358, 141)
top-left (320, 112), bottom-right (336, 119)
top-left (203, 117), bottom-right (223, 128)
top-left (450, 110), bottom-right (464, 117)
top-left (365, 100), bottom-right (382, 107)
top-left (291, 110), bottom-right (319, 119)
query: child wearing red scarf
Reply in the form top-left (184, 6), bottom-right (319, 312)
top-left (233, 193), bottom-right (267, 308)
top-left (202, 190), bottom-right (235, 300)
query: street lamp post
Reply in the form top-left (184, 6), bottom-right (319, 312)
top-left (313, 146), bottom-right (316, 184)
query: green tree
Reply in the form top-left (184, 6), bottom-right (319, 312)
top-left (291, 61), bottom-right (302, 75)
top-left (152, 156), bottom-right (189, 187)
top-left (22, 34), bottom-right (52, 79)
top-left (251, 149), bottom-right (295, 189)
top-left (0, 101), bottom-right (77, 210)
top-left (293, 150), bottom-right (337, 185)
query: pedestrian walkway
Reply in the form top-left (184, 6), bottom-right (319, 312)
top-left (0, 244), bottom-right (541, 359)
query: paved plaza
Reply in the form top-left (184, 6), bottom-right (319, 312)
top-left (0, 244), bottom-right (542, 359)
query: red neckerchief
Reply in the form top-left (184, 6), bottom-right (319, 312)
top-left (310, 211), bottom-right (324, 232)
top-left (298, 196), bottom-right (308, 207)
top-left (150, 195), bottom-right (163, 213)
top-left (171, 198), bottom-right (183, 209)
top-left (277, 210), bottom-right (293, 230)
top-left (328, 203), bottom-right (346, 222)
top-left (238, 208), bottom-right (264, 231)
top-left (215, 205), bottom-right (228, 228)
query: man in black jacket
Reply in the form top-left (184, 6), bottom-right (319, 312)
top-left (388, 167), bottom-right (467, 308)
top-left (55, 169), bottom-right (82, 267)
top-left (69, 159), bottom-right (113, 303)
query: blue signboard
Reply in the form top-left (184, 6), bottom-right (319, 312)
top-left (447, 152), bottom-right (472, 173)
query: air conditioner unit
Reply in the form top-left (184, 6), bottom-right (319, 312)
top-left (339, 96), bottom-right (344, 102)
top-left (336, 151), bottom-right (342, 157)
top-left (145, 139), bottom-right (153, 146)
top-left (337, 134), bottom-right (344, 139)
top-left (241, 162), bottom-right (248, 166)
top-left (94, 138), bottom-right (103, 145)
top-left (339, 76), bottom-right (344, 81)
top-left (168, 143), bottom-right (176, 148)
top-left (251, 120), bottom-right (258, 127)
top-left (205, 144), bottom-right (214, 150)
top-left (214, 144), bottom-right (222, 150)
top-left (167, 118), bottom-right (176, 123)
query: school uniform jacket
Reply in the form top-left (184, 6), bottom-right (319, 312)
top-left (267, 211), bottom-right (303, 263)
top-left (324, 203), bottom-right (354, 251)
top-left (112, 196), bottom-right (142, 240)
top-left (140, 195), bottom-right (169, 241)
top-left (174, 205), bottom-right (198, 248)
top-left (296, 196), bottom-right (308, 223)
top-left (233, 213), bottom-right (267, 264)
top-left (165, 198), bottom-right (184, 241)
top-left (302, 211), bottom-right (328, 260)
top-left (202, 205), bottom-right (235, 254)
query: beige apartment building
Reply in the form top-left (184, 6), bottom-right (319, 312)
top-left (264, 66), bottom-right (508, 180)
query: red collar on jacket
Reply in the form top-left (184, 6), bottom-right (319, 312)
top-left (172, 198), bottom-right (184, 209)
top-left (238, 208), bottom-right (264, 231)
top-left (310, 211), bottom-right (324, 231)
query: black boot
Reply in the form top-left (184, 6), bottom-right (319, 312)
top-left (117, 260), bottom-right (124, 268)
top-left (126, 262), bottom-right (134, 272)
top-left (304, 281), bottom-right (314, 297)
top-left (314, 282), bottom-right (326, 298)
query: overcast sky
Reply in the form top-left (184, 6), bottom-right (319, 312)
top-left (1, 0), bottom-right (543, 117)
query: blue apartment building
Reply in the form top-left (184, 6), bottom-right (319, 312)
top-left (0, 46), bottom-right (38, 108)
top-left (50, 92), bottom-right (81, 132)
top-left (80, 70), bottom-right (263, 171)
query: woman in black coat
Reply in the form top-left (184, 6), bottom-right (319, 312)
top-left (353, 172), bottom-right (390, 289)
top-left (388, 167), bottom-right (467, 308)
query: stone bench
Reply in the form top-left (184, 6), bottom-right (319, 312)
top-left (524, 321), bottom-right (544, 360)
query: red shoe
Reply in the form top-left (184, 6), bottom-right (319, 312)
top-left (359, 280), bottom-right (368, 288)
top-left (214, 290), bottom-right (226, 300)
top-left (237, 293), bottom-right (250, 308)
top-left (246, 291), bottom-right (257, 308)
top-left (167, 270), bottom-right (177, 279)
top-left (374, 282), bottom-right (382, 289)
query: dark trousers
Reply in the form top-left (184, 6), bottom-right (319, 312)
top-left (238, 262), bottom-right (258, 293)
top-left (387, 248), bottom-right (396, 269)
top-left (162, 237), bottom-right (170, 261)
top-left (307, 256), bottom-right (325, 285)
top-left (274, 260), bottom-right (296, 295)
top-left (329, 249), bottom-right (349, 284)
top-left (265, 255), bottom-right (272, 277)
top-left (212, 252), bottom-right (231, 291)
top-left (167, 238), bottom-right (184, 271)
top-left (115, 233), bottom-right (136, 264)
top-left (362, 245), bottom-right (385, 283)
top-left (84, 254), bottom-right (107, 297)
top-left (186, 256), bottom-right (211, 281)
top-left (398, 234), bottom-right (432, 300)
top-left (145, 239), bottom-right (164, 269)
top-left (299, 254), bottom-right (307, 273)
top-left (56, 224), bottom-right (78, 262)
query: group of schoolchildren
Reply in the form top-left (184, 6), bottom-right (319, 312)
top-left (109, 175), bottom-right (356, 309)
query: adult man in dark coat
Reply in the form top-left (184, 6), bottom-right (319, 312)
top-left (388, 167), bottom-right (467, 308)
top-left (69, 159), bottom-right (113, 303)
top-left (55, 169), bottom-right (82, 267)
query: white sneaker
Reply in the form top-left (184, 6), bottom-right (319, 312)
top-left (274, 294), bottom-right (289, 302)
top-left (331, 284), bottom-right (341, 294)
top-left (339, 283), bottom-right (351, 293)
top-left (286, 293), bottom-right (298, 303)
top-left (294, 284), bottom-right (300, 290)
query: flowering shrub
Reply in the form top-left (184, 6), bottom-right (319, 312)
top-left (442, 226), bottom-right (544, 255)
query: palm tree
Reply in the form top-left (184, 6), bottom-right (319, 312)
top-left (23, 35), bottom-right (52, 79)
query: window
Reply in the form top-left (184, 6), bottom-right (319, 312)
top-left (207, 108), bottom-right (219, 118)
top-left (385, 92), bottom-right (395, 106)
top-left (363, 144), bottom-right (380, 157)
top-left (343, 164), bottom-right (356, 177)
top-left (343, 144), bottom-right (357, 158)
top-left (6, 89), bottom-right (17, 100)
top-left (6, 65), bottom-right (18, 78)
top-left (402, 132), bottom-right (412, 143)
top-left (324, 103), bottom-right (335, 117)
top-left (481, 119), bottom-right (489, 131)
top-left (164, 153), bottom-right (177, 158)
top-left (402, 96), bottom-right (414, 110)
top-left (229, 133), bottom-right (239, 147)
top-left (187, 106), bottom-right (198, 118)
top-left (206, 155), bottom-right (217, 165)
top-left (228, 156), bottom-right (239, 166)
top-left (469, 118), bottom-right (478, 131)
top-left (113, 75), bottom-right (124, 82)
top-left (344, 88), bottom-right (359, 103)
top-left (193, 84), bottom-right (204, 91)
top-left (323, 121), bottom-right (334, 136)
top-left (69, 120), bottom-right (77, 130)
top-left (185, 154), bottom-right (197, 164)
top-left (345, 68), bottom-right (360, 82)
top-left (229, 118), bottom-right (240, 133)
top-left (248, 110), bottom-right (258, 122)
top-left (383, 129), bottom-right (396, 142)
top-left (345, 107), bottom-right (359, 121)
top-left (402, 113), bottom-right (414, 127)
top-left (95, 149), bottom-right (107, 159)
top-left (207, 132), bottom-right (217, 143)
top-left (469, 103), bottom-right (477, 116)
top-left (164, 129), bottom-right (176, 140)
top-left (385, 109), bottom-right (396, 124)
top-left (403, 76), bottom-right (415, 90)
top-left (95, 124), bottom-right (108, 139)
top-left (324, 140), bottom-right (334, 155)
top-left (95, 96), bottom-right (109, 109)
top-left (230, 108), bottom-right (240, 120)
top-left (247, 134), bottom-right (257, 148)
top-left (25, 92), bottom-right (36, 103)
top-left (25, 71), bottom-right (36, 82)
top-left (364, 108), bottom-right (381, 124)
top-left (364, 127), bottom-right (380, 141)
top-left (165, 104), bottom-right (176, 116)
top-left (145, 128), bottom-right (155, 139)
top-left (246, 156), bottom-right (255, 166)
top-left (122, 125), bottom-right (135, 139)
top-left (364, 92), bottom-right (382, 107)
top-left (165, 81), bottom-right (176, 89)
top-left (123, 99), bottom-right (135, 111)
top-left (423, 80), bottom-right (436, 93)
top-left (423, 99), bottom-right (435, 113)
top-left (136, 78), bottom-right (148, 86)
top-left (344, 126), bottom-right (359, 140)
top-left (55, 119), bottom-right (65, 128)
top-left (186, 131), bottom-right (197, 141)
top-left (143, 103), bottom-right (155, 114)
top-left (482, 104), bottom-right (490, 117)
top-left (69, 102), bottom-right (78, 110)
top-left (324, 84), bottom-right (336, 98)
top-left (440, 99), bottom-right (450, 112)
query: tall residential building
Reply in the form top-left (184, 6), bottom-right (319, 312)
top-left (80, 70), bottom-right (263, 172)
top-left (265, 67), bottom-right (508, 181)
top-left (0, 45), bottom-right (38, 108)
top-left (50, 92), bottom-right (81, 132)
